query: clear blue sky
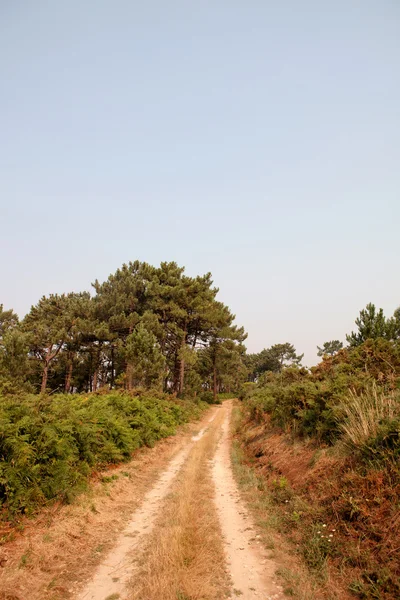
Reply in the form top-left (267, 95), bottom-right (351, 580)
top-left (1, 1), bottom-right (399, 365)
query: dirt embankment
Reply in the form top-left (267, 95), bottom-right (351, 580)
top-left (237, 415), bottom-right (400, 600)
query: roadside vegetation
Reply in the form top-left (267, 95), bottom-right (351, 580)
top-left (0, 260), bottom-right (247, 400)
top-left (237, 304), bottom-right (400, 599)
top-left (2, 257), bottom-right (399, 600)
top-left (0, 390), bottom-right (206, 521)
top-left (0, 260), bottom-right (247, 523)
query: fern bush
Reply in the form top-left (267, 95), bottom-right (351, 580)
top-left (0, 391), bottom-right (204, 517)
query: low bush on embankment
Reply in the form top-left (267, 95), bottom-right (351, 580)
top-left (217, 392), bottom-right (237, 401)
top-left (237, 340), bottom-right (400, 599)
top-left (0, 390), bottom-right (205, 520)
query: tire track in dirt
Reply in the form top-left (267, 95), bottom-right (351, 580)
top-left (127, 404), bottom-right (230, 600)
top-left (76, 408), bottom-right (220, 600)
top-left (212, 401), bottom-right (284, 600)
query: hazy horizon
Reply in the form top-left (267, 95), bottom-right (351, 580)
top-left (1, 1), bottom-right (399, 366)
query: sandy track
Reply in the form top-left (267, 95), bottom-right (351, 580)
top-left (81, 400), bottom-right (283, 600)
top-left (75, 444), bottom-right (192, 600)
top-left (212, 402), bottom-right (284, 600)
top-left (76, 409), bottom-right (221, 600)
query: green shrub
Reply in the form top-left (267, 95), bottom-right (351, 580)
top-left (200, 391), bottom-right (215, 404)
top-left (217, 392), bottom-right (237, 400)
top-left (242, 346), bottom-right (400, 448)
top-left (238, 382), bottom-right (256, 401)
top-left (0, 391), bottom-right (205, 518)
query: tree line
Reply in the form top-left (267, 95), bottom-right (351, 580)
top-left (1, 259), bottom-right (398, 398)
top-left (244, 302), bottom-right (400, 381)
top-left (0, 261), bottom-right (247, 398)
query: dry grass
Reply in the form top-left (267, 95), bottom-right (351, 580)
top-left (0, 416), bottom-right (209, 600)
top-left (129, 407), bottom-right (230, 600)
top-left (340, 384), bottom-right (400, 450)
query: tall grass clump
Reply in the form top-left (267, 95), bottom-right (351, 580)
top-left (339, 384), bottom-right (400, 451)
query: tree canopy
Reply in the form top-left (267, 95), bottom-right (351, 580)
top-left (1, 261), bottom-right (248, 397)
top-left (3, 273), bottom-right (399, 401)
top-left (317, 340), bottom-right (343, 357)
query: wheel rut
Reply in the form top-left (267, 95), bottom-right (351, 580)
top-left (76, 401), bottom-right (284, 600)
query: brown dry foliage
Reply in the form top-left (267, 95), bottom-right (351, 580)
top-left (238, 414), bottom-right (400, 600)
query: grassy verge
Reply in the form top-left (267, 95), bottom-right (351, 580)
top-left (0, 390), bottom-right (206, 522)
top-left (230, 405), bottom-right (323, 599)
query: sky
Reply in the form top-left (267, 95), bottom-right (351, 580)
top-left (1, 1), bottom-right (399, 366)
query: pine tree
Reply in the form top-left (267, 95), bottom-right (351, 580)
top-left (317, 340), bottom-right (343, 357)
top-left (346, 303), bottom-right (390, 347)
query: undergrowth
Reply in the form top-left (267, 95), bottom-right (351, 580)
top-left (235, 349), bottom-right (400, 600)
top-left (0, 390), bottom-right (205, 521)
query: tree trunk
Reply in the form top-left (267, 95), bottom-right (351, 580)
top-left (179, 352), bottom-right (185, 395)
top-left (41, 362), bottom-right (49, 394)
top-left (172, 352), bottom-right (180, 395)
top-left (65, 360), bottom-right (73, 393)
top-left (93, 369), bottom-right (98, 392)
top-left (213, 365), bottom-right (217, 401)
top-left (40, 343), bottom-right (63, 394)
top-left (110, 347), bottom-right (115, 389)
top-left (126, 363), bottom-right (133, 390)
top-left (178, 325), bottom-right (187, 396)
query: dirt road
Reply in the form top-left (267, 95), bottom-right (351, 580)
top-left (1, 401), bottom-right (284, 600)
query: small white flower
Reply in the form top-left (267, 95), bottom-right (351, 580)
top-left (322, 524), bottom-right (326, 528)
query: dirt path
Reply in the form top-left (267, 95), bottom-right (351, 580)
top-left (0, 402), bottom-right (285, 600)
top-left (212, 402), bottom-right (284, 600)
top-left (76, 411), bottom-right (220, 600)
top-left (77, 401), bottom-right (283, 600)
top-left (76, 444), bottom-right (193, 600)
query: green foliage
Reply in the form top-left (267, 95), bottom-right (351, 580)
top-left (246, 343), bottom-right (303, 381)
top-left (22, 292), bottom-right (93, 393)
top-left (125, 323), bottom-right (165, 389)
top-left (244, 337), bottom-right (400, 452)
top-left (317, 340), bottom-right (343, 357)
top-left (0, 305), bottom-right (31, 393)
top-left (217, 392), bottom-right (237, 400)
top-left (302, 524), bottom-right (336, 571)
top-left (244, 370), bottom-right (341, 443)
top-left (238, 381), bottom-right (256, 401)
top-left (8, 260), bottom-right (247, 396)
top-left (200, 391), bottom-right (217, 404)
top-left (0, 304), bottom-right (19, 335)
top-left (0, 391), bottom-right (204, 518)
top-left (346, 303), bottom-right (391, 347)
